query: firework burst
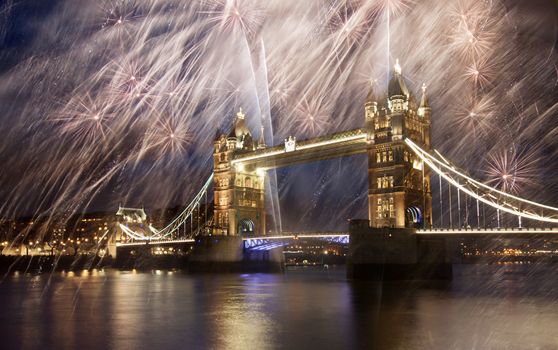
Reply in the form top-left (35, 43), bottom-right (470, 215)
top-left (99, 0), bottom-right (143, 40)
top-left (484, 146), bottom-right (539, 194)
top-left (201, 0), bottom-right (266, 38)
top-left (463, 57), bottom-right (497, 91)
top-left (293, 96), bottom-right (332, 137)
top-left (52, 95), bottom-right (114, 144)
top-left (447, 1), bottom-right (501, 63)
top-left (371, 0), bottom-right (416, 17)
top-left (453, 94), bottom-right (496, 137)
top-left (0, 0), bottom-right (555, 235)
top-left (139, 115), bottom-right (193, 164)
top-left (327, 1), bottom-right (369, 47)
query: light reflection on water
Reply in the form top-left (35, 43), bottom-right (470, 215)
top-left (0, 265), bottom-right (558, 349)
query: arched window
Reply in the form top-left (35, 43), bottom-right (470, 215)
top-left (245, 177), bottom-right (252, 188)
top-left (238, 219), bottom-right (255, 235)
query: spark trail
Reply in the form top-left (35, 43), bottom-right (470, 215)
top-left (0, 0), bottom-right (555, 237)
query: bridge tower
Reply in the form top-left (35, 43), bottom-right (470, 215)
top-left (213, 109), bottom-right (266, 236)
top-left (366, 60), bottom-right (432, 228)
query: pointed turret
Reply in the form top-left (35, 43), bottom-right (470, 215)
top-left (420, 83), bottom-right (429, 108)
top-left (388, 59), bottom-right (409, 99)
top-left (257, 125), bottom-right (266, 149)
top-left (388, 59), bottom-right (409, 113)
top-left (365, 81), bottom-right (376, 104)
top-left (234, 107), bottom-right (251, 139)
top-left (418, 83), bottom-right (431, 118)
top-left (365, 81), bottom-right (378, 114)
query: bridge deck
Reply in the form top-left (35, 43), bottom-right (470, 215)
top-left (116, 238), bottom-right (195, 247)
top-left (231, 129), bottom-right (367, 170)
top-left (417, 228), bottom-right (558, 239)
top-left (116, 228), bottom-right (558, 248)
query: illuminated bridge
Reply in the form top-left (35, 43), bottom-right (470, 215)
top-left (113, 62), bottom-right (558, 260)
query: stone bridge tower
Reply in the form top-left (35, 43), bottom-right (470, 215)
top-left (365, 60), bottom-right (432, 228)
top-left (213, 109), bottom-right (266, 236)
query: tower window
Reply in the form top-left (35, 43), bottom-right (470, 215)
top-left (378, 176), bottom-right (394, 189)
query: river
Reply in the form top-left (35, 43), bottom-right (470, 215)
top-left (0, 264), bottom-right (557, 349)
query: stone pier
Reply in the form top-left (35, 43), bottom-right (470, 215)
top-left (347, 220), bottom-right (452, 280)
top-left (188, 236), bottom-right (284, 273)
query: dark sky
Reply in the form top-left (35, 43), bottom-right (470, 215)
top-left (0, 0), bottom-right (556, 231)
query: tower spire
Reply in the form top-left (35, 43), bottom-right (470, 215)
top-left (394, 58), bottom-right (402, 75)
top-left (237, 107), bottom-right (245, 119)
top-left (388, 58), bottom-right (409, 100)
top-left (257, 125), bottom-right (266, 149)
top-left (418, 83), bottom-right (431, 118)
top-left (420, 83), bottom-right (429, 108)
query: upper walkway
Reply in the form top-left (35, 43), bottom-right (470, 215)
top-left (231, 129), bottom-right (367, 170)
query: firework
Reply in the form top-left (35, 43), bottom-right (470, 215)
top-left (138, 114), bottom-right (193, 164)
top-left (51, 95), bottom-right (114, 144)
top-left (463, 58), bottom-right (497, 91)
top-left (99, 0), bottom-right (143, 41)
top-left (327, 1), bottom-right (369, 47)
top-left (201, 0), bottom-right (265, 38)
top-left (0, 0), bottom-right (554, 236)
top-left (484, 147), bottom-right (540, 194)
top-left (293, 96), bottom-right (332, 137)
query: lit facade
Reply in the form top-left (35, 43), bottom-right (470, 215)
top-left (366, 60), bottom-right (432, 228)
top-left (213, 109), bottom-right (266, 236)
top-left (212, 62), bottom-right (432, 235)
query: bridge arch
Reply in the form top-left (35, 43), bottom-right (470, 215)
top-left (406, 206), bottom-right (422, 227)
top-left (238, 219), bottom-right (255, 235)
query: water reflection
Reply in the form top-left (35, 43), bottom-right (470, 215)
top-left (0, 265), bottom-right (558, 349)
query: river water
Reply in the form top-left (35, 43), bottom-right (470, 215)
top-left (0, 264), bottom-right (557, 350)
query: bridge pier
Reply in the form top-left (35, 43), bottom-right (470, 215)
top-left (347, 220), bottom-right (452, 280)
top-left (188, 236), bottom-right (283, 273)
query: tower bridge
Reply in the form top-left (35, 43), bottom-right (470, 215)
top-left (211, 59), bottom-right (432, 236)
top-left (230, 128), bottom-right (368, 170)
top-left (114, 61), bottom-right (558, 277)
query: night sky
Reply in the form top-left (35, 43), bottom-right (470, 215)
top-left (0, 0), bottom-right (556, 231)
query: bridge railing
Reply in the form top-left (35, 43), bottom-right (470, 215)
top-left (117, 175), bottom-right (213, 242)
top-left (406, 138), bottom-right (558, 224)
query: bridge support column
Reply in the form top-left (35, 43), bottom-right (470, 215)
top-left (107, 230), bottom-right (118, 259)
top-left (188, 236), bottom-right (282, 273)
top-left (347, 220), bottom-right (452, 280)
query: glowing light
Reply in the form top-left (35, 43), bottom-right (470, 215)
top-left (485, 147), bottom-right (539, 194)
top-left (201, 0), bottom-right (265, 37)
top-left (418, 228), bottom-right (558, 235)
top-left (231, 131), bottom-right (367, 165)
top-left (394, 59), bottom-right (402, 75)
top-left (293, 97), bottom-right (332, 137)
top-left (406, 138), bottom-right (558, 223)
top-left (1, 0), bottom-right (555, 245)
